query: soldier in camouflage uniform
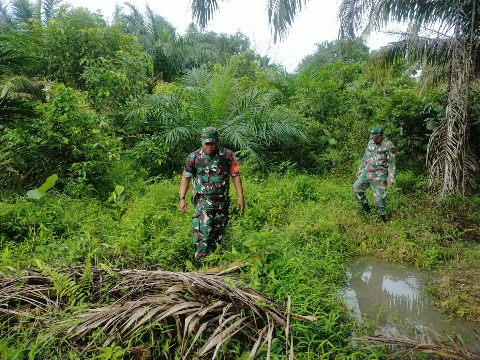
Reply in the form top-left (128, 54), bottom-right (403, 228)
top-left (353, 126), bottom-right (396, 222)
top-left (178, 127), bottom-right (245, 261)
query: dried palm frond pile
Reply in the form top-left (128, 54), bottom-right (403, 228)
top-left (0, 264), bottom-right (316, 359)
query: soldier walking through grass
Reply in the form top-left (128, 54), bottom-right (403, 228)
top-left (179, 127), bottom-right (245, 261)
top-left (353, 126), bottom-right (396, 222)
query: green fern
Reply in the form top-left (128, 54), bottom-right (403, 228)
top-left (99, 262), bottom-right (121, 301)
top-left (35, 260), bottom-right (88, 306)
top-left (78, 254), bottom-right (93, 304)
top-left (99, 262), bottom-right (120, 282)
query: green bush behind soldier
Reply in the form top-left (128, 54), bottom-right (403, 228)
top-left (178, 127), bottom-right (245, 261)
top-left (353, 126), bottom-right (396, 222)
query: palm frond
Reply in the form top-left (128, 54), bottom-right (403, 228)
top-left (66, 268), bottom-right (289, 356)
top-left (144, 5), bottom-right (174, 43)
top-left (262, 105), bottom-right (307, 146)
top-left (338, 0), bottom-right (462, 41)
top-left (146, 94), bottom-right (201, 146)
top-left (210, 59), bottom-right (238, 120)
top-left (219, 118), bottom-right (256, 153)
top-left (416, 63), bottom-right (450, 93)
top-left (0, 31), bottom-right (35, 75)
top-left (371, 37), bottom-right (453, 68)
top-left (267, 0), bottom-right (312, 43)
top-left (111, 4), bottom-right (123, 24)
top-left (357, 334), bottom-right (480, 360)
top-left (190, 0), bottom-right (222, 29)
top-left (122, 1), bottom-right (146, 35)
top-left (182, 67), bottom-right (213, 88)
top-left (41, 0), bottom-right (63, 23)
top-left (0, 0), bottom-right (14, 29)
top-left (10, 0), bottom-right (36, 24)
top-left (0, 75), bottom-right (43, 100)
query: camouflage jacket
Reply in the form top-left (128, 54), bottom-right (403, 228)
top-left (358, 138), bottom-right (396, 183)
top-left (183, 147), bottom-right (240, 201)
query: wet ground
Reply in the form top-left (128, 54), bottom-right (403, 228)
top-left (340, 258), bottom-right (480, 351)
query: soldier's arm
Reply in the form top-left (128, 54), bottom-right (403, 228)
top-left (180, 152), bottom-right (197, 212)
top-left (179, 175), bottom-right (191, 212)
top-left (232, 174), bottom-right (244, 212)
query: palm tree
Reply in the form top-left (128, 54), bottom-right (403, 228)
top-left (0, 30), bottom-right (42, 124)
top-left (114, 3), bottom-right (216, 81)
top-left (126, 59), bottom-right (306, 173)
top-left (0, 30), bottom-right (43, 187)
top-left (337, 0), bottom-right (480, 199)
top-left (0, 0), bottom-right (64, 28)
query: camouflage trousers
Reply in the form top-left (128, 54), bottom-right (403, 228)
top-left (192, 197), bottom-right (230, 261)
top-left (353, 172), bottom-right (387, 216)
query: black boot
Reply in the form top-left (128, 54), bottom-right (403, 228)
top-left (380, 215), bottom-right (387, 223)
top-left (357, 203), bottom-right (371, 214)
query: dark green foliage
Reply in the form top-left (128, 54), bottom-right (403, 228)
top-left (290, 44), bottom-right (442, 176)
top-left (395, 170), bottom-right (427, 195)
top-left (296, 38), bottom-right (370, 72)
top-left (0, 29), bottom-right (37, 76)
top-left (2, 84), bottom-right (120, 194)
top-left (37, 8), bottom-right (152, 95)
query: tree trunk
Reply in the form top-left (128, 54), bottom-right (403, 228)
top-left (426, 0), bottom-right (478, 199)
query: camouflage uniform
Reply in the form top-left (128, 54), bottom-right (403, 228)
top-left (183, 147), bottom-right (241, 260)
top-left (353, 127), bottom-right (396, 216)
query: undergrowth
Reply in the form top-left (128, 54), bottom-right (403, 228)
top-left (0, 171), bottom-right (478, 358)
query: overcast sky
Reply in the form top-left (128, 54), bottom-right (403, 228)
top-left (64, 0), bottom-right (392, 72)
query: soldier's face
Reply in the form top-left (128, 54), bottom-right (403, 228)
top-left (202, 141), bottom-right (218, 155)
top-left (372, 134), bottom-right (384, 144)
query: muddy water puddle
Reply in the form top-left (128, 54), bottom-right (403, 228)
top-left (340, 258), bottom-right (480, 350)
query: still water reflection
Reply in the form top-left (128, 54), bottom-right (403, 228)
top-left (340, 258), bottom-right (480, 351)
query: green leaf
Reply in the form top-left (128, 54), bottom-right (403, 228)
top-left (114, 185), bottom-right (124, 196)
top-left (37, 174), bottom-right (58, 194)
top-left (26, 189), bottom-right (42, 200)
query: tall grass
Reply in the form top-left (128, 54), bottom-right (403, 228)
top-left (0, 171), bottom-right (478, 358)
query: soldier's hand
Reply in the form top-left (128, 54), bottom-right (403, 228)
top-left (237, 197), bottom-right (245, 212)
top-left (387, 182), bottom-right (393, 188)
top-left (179, 199), bottom-right (187, 212)
top-left (355, 170), bottom-right (361, 177)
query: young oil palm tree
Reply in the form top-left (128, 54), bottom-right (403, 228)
top-left (0, 30), bottom-right (43, 187)
top-left (127, 59), bottom-right (306, 173)
top-left (0, 30), bottom-right (42, 124)
top-left (338, 0), bottom-right (480, 199)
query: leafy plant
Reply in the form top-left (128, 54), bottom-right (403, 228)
top-left (106, 185), bottom-right (126, 222)
top-left (26, 173), bottom-right (58, 204)
top-left (94, 342), bottom-right (124, 360)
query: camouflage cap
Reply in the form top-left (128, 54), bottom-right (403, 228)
top-left (201, 127), bottom-right (218, 144)
top-left (370, 125), bottom-right (384, 139)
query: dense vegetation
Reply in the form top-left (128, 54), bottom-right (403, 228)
top-left (1, 1), bottom-right (479, 359)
